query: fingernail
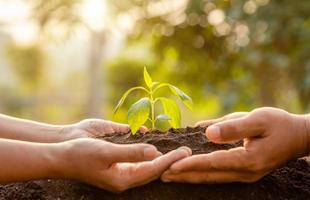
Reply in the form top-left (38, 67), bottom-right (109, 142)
top-left (206, 126), bottom-right (221, 140)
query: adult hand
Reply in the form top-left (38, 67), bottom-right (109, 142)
top-left (161, 107), bottom-right (310, 183)
top-left (64, 119), bottom-right (147, 139)
top-left (55, 138), bottom-right (191, 192)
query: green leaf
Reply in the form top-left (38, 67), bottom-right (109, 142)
top-left (114, 86), bottom-right (148, 114)
top-left (144, 67), bottom-right (153, 89)
top-left (155, 119), bottom-right (170, 132)
top-left (159, 97), bottom-right (181, 128)
top-left (168, 85), bottom-right (194, 110)
top-left (156, 114), bottom-right (172, 121)
top-left (155, 114), bottom-right (172, 131)
top-left (153, 83), bottom-right (193, 110)
top-left (128, 98), bottom-right (151, 134)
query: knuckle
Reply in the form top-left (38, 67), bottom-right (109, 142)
top-left (224, 123), bottom-right (239, 135)
top-left (127, 146), bottom-right (141, 159)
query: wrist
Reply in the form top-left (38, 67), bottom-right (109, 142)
top-left (47, 124), bottom-right (85, 142)
top-left (292, 114), bottom-right (310, 157)
top-left (47, 142), bottom-right (74, 179)
top-left (291, 114), bottom-right (310, 158)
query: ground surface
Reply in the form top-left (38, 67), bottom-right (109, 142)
top-left (1, 127), bottom-right (309, 200)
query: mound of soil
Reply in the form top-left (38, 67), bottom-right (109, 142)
top-left (0, 127), bottom-right (309, 200)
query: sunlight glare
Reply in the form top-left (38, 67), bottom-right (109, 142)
top-left (207, 9), bottom-right (225, 26)
top-left (79, 0), bottom-right (107, 31)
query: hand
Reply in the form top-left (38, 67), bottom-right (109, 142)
top-left (64, 119), bottom-right (147, 139)
top-left (55, 138), bottom-right (191, 192)
top-left (161, 107), bottom-right (310, 183)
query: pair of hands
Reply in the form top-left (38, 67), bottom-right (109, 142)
top-left (59, 119), bottom-right (191, 192)
top-left (63, 107), bottom-right (310, 192)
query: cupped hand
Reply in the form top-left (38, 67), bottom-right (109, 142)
top-left (58, 138), bottom-right (191, 192)
top-left (161, 107), bottom-right (310, 184)
top-left (64, 119), bottom-right (147, 139)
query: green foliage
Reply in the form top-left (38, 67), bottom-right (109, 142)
top-left (114, 67), bottom-right (193, 134)
top-left (127, 97), bottom-right (151, 134)
top-left (159, 98), bottom-right (181, 128)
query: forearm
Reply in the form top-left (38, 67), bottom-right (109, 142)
top-left (0, 139), bottom-right (66, 182)
top-left (0, 114), bottom-right (74, 143)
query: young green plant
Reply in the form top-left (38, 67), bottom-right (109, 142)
top-left (114, 67), bottom-right (193, 134)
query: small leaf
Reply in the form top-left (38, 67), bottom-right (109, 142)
top-left (168, 85), bottom-right (193, 110)
top-left (144, 67), bottom-right (153, 89)
top-left (128, 98), bottom-right (151, 134)
top-left (155, 119), bottom-right (170, 132)
top-left (156, 114), bottom-right (172, 121)
top-left (114, 87), bottom-right (148, 114)
top-left (159, 98), bottom-right (181, 128)
top-left (153, 83), bottom-right (193, 110)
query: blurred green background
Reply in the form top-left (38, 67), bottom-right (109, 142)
top-left (0, 0), bottom-right (309, 126)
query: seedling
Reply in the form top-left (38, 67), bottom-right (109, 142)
top-left (114, 67), bottom-right (193, 134)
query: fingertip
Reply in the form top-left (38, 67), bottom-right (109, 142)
top-left (170, 161), bottom-right (183, 173)
top-left (162, 179), bottom-right (172, 183)
top-left (111, 122), bottom-right (130, 133)
top-left (206, 125), bottom-right (221, 142)
top-left (161, 177), bottom-right (172, 183)
top-left (143, 145), bottom-right (160, 160)
top-left (161, 170), bottom-right (173, 182)
top-left (120, 126), bottom-right (130, 133)
top-left (139, 126), bottom-right (149, 134)
top-left (177, 146), bottom-right (192, 157)
top-left (164, 147), bottom-right (192, 173)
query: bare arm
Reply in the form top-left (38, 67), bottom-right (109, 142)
top-left (0, 114), bottom-right (72, 143)
top-left (0, 114), bottom-right (135, 143)
top-left (0, 138), bottom-right (62, 182)
top-left (0, 138), bottom-right (191, 192)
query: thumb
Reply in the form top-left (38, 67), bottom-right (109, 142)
top-left (206, 116), bottom-right (265, 143)
top-left (107, 143), bottom-right (162, 163)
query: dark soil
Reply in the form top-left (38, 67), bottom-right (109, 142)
top-left (1, 127), bottom-right (310, 200)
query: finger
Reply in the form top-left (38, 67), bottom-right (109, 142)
top-left (206, 115), bottom-right (264, 143)
top-left (169, 147), bottom-right (249, 172)
top-left (139, 126), bottom-right (149, 134)
top-left (109, 121), bottom-right (130, 133)
top-left (117, 147), bottom-right (192, 189)
top-left (161, 170), bottom-right (255, 184)
top-left (195, 112), bottom-right (248, 127)
top-left (107, 143), bottom-right (162, 163)
top-left (111, 122), bottom-right (147, 134)
top-left (195, 118), bottom-right (223, 128)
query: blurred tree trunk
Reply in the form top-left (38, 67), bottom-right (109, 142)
top-left (256, 64), bottom-right (277, 106)
top-left (87, 31), bottom-right (106, 118)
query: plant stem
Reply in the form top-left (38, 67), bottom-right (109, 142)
top-left (149, 89), bottom-right (155, 129)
